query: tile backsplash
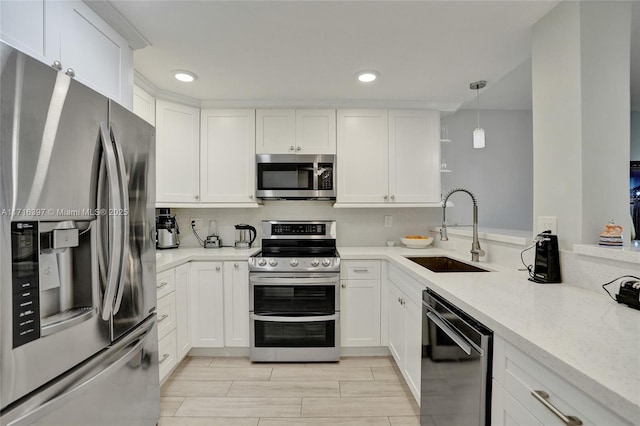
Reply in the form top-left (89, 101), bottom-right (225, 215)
top-left (165, 201), bottom-right (442, 248)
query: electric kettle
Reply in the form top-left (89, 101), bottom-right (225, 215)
top-left (234, 224), bottom-right (256, 249)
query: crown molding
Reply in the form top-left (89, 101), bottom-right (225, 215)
top-left (135, 71), bottom-right (462, 112)
top-left (83, 0), bottom-right (150, 50)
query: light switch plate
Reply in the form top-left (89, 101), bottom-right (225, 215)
top-left (537, 216), bottom-right (557, 234)
top-left (384, 215), bottom-right (393, 228)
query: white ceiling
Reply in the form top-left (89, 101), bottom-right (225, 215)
top-left (109, 0), bottom-right (639, 111)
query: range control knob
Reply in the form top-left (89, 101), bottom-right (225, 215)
top-left (290, 259), bottom-right (299, 267)
top-left (258, 259), bottom-right (267, 267)
top-left (322, 258), bottom-right (332, 267)
top-left (310, 259), bottom-right (320, 267)
top-left (268, 259), bottom-right (278, 267)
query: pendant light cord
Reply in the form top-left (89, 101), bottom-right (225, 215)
top-left (476, 88), bottom-right (480, 129)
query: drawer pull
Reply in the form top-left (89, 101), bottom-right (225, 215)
top-left (353, 268), bottom-right (369, 273)
top-left (157, 281), bottom-right (169, 289)
top-left (157, 314), bottom-right (169, 323)
top-left (531, 390), bottom-right (583, 426)
top-left (159, 353), bottom-right (170, 364)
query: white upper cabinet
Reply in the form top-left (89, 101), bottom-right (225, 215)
top-left (155, 100), bottom-right (201, 204)
top-left (336, 109), bottom-right (441, 206)
top-left (0, 0), bottom-right (45, 60)
top-left (256, 109), bottom-right (296, 154)
top-left (337, 109), bottom-right (389, 203)
top-left (1, 0), bottom-right (133, 108)
top-left (295, 109), bottom-right (336, 154)
top-left (388, 110), bottom-right (441, 203)
top-left (256, 109), bottom-right (336, 154)
top-left (133, 85), bottom-right (156, 125)
top-left (200, 109), bottom-right (257, 204)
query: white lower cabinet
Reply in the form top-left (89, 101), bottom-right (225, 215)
top-left (492, 379), bottom-right (543, 426)
top-left (156, 266), bottom-right (179, 384)
top-left (175, 263), bottom-right (192, 359)
top-left (158, 330), bottom-right (177, 383)
top-left (189, 262), bottom-right (225, 348)
top-left (387, 265), bottom-right (423, 403)
top-left (492, 335), bottom-right (633, 426)
top-left (340, 261), bottom-right (381, 347)
top-left (223, 261), bottom-right (250, 347)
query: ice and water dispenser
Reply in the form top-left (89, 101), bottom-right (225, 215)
top-left (11, 220), bottom-right (97, 348)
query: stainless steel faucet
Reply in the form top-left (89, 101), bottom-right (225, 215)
top-left (441, 188), bottom-right (485, 262)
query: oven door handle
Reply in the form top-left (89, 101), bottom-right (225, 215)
top-left (251, 313), bottom-right (339, 323)
top-left (250, 276), bottom-right (339, 285)
top-left (426, 311), bottom-right (473, 356)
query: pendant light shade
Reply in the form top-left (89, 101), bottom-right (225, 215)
top-left (470, 80), bottom-right (486, 149)
top-left (473, 128), bottom-right (485, 149)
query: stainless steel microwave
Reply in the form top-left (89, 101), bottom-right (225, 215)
top-left (256, 154), bottom-right (336, 200)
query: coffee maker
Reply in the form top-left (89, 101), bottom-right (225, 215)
top-left (156, 208), bottom-right (179, 249)
top-left (529, 231), bottom-right (561, 283)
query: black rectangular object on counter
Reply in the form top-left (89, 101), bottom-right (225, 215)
top-left (616, 281), bottom-right (640, 310)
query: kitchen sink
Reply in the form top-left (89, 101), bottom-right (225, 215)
top-left (406, 256), bottom-right (490, 273)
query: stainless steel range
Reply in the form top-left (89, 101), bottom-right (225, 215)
top-left (248, 220), bottom-right (340, 362)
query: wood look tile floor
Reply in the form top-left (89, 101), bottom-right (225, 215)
top-left (159, 356), bottom-right (420, 426)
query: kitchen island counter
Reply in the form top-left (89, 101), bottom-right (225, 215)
top-left (156, 245), bottom-right (639, 422)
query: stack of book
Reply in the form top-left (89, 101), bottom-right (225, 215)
top-left (598, 235), bottom-right (623, 246)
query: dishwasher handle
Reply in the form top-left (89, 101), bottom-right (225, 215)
top-left (426, 311), bottom-right (472, 356)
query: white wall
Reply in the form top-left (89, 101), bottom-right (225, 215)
top-left (169, 202), bottom-right (442, 248)
top-left (632, 111), bottom-right (640, 161)
top-left (532, 1), bottom-right (631, 248)
top-left (440, 109), bottom-right (533, 231)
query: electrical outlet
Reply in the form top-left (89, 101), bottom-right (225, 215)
top-left (190, 217), bottom-right (204, 231)
top-left (537, 216), bottom-right (557, 234)
top-left (384, 215), bottom-right (393, 228)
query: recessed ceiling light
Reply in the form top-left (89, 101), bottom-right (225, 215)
top-left (357, 71), bottom-right (378, 83)
top-left (172, 70), bottom-right (198, 83)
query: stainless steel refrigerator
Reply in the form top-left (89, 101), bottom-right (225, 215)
top-left (0, 42), bottom-right (160, 425)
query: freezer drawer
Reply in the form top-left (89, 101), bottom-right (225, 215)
top-left (1, 316), bottom-right (160, 426)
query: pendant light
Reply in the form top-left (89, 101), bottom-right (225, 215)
top-left (470, 80), bottom-right (486, 149)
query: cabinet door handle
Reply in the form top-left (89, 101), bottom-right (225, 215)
top-left (341, 283), bottom-right (347, 288)
top-left (157, 314), bottom-right (169, 323)
top-left (249, 194), bottom-right (254, 199)
top-left (51, 61), bottom-right (62, 71)
top-left (159, 353), bottom-right (170, 364)
top-left (296, 146), bottom-right (301, 151)
top-left (234, 263), bottom-right (239, 268)
top-left (156, 281), bottom-right (168, 289)
top-left (390, 195), bottom-right (395, 200)
top-left (397, 297), bottom-right (402, 304)
top-left (194, 194), bottom-right (200, 200)
top-left (215, 266), bottom-right (221, 271)
top-left (289, 145), bottom-right (295, 151)
top-left (383, 195), bottom-right (388, 200)
top-left (65, 68), bottom-right (75, 78)
top-left (531, 391), bottom-right (583, 426)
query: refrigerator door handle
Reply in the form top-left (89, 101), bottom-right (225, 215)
top-left (2, 316), bottom-right (156, 426)
top-left (98, 122), bottom-right (124, 321)
top-left (110, 127), bottom-right (130, 316)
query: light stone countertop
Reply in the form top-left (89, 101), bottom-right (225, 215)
top-left (156, 245), bottom-right (640, 423)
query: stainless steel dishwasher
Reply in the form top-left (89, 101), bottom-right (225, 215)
top-left (421, 288), bottom-right (492, 426)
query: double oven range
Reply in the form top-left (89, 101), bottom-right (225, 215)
top-left (248, 220), bottom-right (340, 362)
